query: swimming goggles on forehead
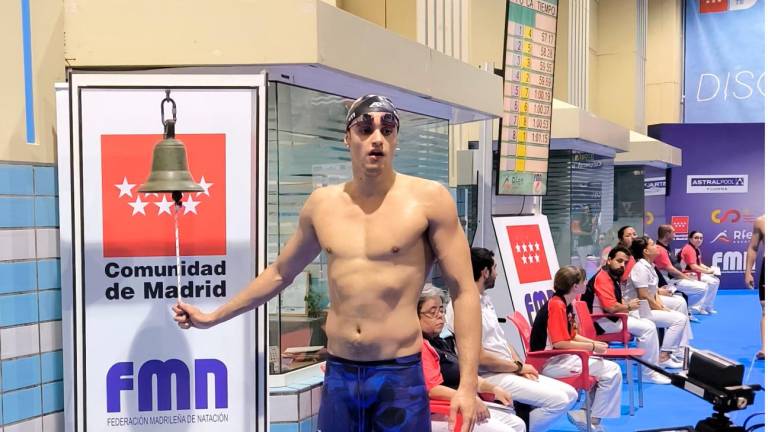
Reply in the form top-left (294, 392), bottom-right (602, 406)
top-left (347, 112), bottom-right (400, 131)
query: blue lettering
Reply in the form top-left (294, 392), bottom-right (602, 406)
top-left (106, 362), bottom-right (133, 413)
top-left (524, 293), bottom-right (535, 322)
top-left (195, 359), bottom-right (228, 409)
top-left (138, 359), bottom-right (190, 411)
top-left (105, 358), bottom-right (228, 413)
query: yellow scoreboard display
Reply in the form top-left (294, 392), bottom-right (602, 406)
top-left (498, 0), bottom-right (558, 196)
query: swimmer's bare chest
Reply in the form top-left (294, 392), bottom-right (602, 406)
top-left (310, 187), bottom-right (435, 359)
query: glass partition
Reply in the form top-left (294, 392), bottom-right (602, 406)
top-left (266, 82), bottom-right (451, 374)
top-left (613, 166), bottom-right (646, 238)
top-left (543, 150), bottom-right (614, 279)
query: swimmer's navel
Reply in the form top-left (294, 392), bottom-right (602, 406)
top-left (391, 246), bottom-right (400, 254)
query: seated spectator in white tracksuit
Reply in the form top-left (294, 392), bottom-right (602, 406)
top-left (679, 231), bottom-right (720, 314)
top-left (627, 236), bottom-right (692, 368)
top-left (654, 224), bottom-right (708, 315)
top-left (530, 266), bottom-right (622, 432)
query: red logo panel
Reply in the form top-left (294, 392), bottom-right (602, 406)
top-left (671, 215), bottom-right (689, 241)
top-left (101, 134), bottom-right (226, 257)
top-left (506, 224), bottom-right (551, 284)
top-left (699, 0), bottom-right (728, 13)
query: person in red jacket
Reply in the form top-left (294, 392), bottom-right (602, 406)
top-left (582, 246), bottom-right (669, 385)
top-left (419, 284), bottom-right (526, 432)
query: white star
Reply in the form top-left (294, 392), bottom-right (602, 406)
top-left (522, 243), bottom-right (528, 252)
top-left (182, 195), bottom-right (200, 215)
top-left (528, 242), bottom-right (534, 251)
top-left (521, 255), bottom-right (528, 264)
top-left (196, 176), bottom-right (214, 197)
top-left (534, 254), bottom-right (540, 263)
top-left (515, 243), bottom-right (521, 253)
top-left (115, 177), bottom-right (135, 198)
top-left (154, 196), bottom-right (175, 215)
top-left (534, 242), bottom-right (540, 251)
top-left (128, 196), bottom-right (149, 215)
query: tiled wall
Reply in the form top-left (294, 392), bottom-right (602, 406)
top-left (0, 164), bottom-right (63, 432)
top-left (269, 375), bottom-right (323, 432)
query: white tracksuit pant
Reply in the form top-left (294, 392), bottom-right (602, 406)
top-left (432, 405), bottom-right (527, 432)
top-left (668, 277), bottom-right (708, 310)
top-left (699, 274), bottom-right (720, 310)
top-left (482, 372), bottom-right (577, 432)
top-left (597, 315), bottom-right (659, 378)
top-left (542, 354), bottom-right (622, 419)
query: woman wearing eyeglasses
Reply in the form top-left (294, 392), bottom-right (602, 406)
top-left (679, 231), bottom-right (720, 314)
top-left (419, 284), bottom-right (527, 432)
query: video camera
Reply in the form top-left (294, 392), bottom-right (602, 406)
top-left (633, 349), bottom-right (763, 432)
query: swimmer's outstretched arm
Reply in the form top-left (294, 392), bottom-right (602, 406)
top-left (173, 191), bottom-right (323, 329)
top-left (425, 183), bottom-right (481, 432)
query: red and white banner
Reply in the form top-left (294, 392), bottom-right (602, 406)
top-left (493, 215), bottom-right (560, 324)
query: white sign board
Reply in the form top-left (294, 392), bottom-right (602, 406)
top-left (492, 215), bottom-right (560, 324)
top-left (644, 176), bottom-right (666, 196)
top-left (58, 73), bottom-right (268, 432)
top-left (686, 174), bottom-right (748, 194)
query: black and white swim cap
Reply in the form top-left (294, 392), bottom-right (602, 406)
top-left (345, 95), bottom-right (400, 130)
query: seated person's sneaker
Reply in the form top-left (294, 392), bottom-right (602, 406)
top-left (567, 410), bottom-right (588, 431)
top-left (646, 371), bottom-right (672, 384)
top-left (659, 356), bottom-right (684, 369)
top-left (690, 306), bottom-right (709, 315)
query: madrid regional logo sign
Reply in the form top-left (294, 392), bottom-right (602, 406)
top-left (506, 224), bottom-right (551, 284)
top-left (100, 134), bottom-right (227, 257)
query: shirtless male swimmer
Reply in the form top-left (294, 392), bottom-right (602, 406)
top-left (173, 95), bottom-right (481, 431)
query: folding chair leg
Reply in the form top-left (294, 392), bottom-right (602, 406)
top-left (637, 362), bottom-right (644, 407)
top-left (627, 359), bottom-right (635, 416)
top-left (585, 391), bottom-right (592, 432)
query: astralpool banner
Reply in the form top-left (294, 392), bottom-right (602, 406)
top-left (684, 0), bottom-right (765, 123)
top-left (57, 73), bottom-right (268, 431)
top-left (648, 123), bottom-right (764, 289)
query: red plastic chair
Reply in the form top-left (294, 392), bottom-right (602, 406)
top-left (429, 399), bottom-right (462, 432)
top-left (508, 311), bottom-right (598, 432)
top-left (429, 392), bottom-right (495, 432)
top-left (572, 300), bottom-right (645, 415)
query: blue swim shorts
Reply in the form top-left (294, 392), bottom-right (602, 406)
top-left (317, 353), bottom-right (431, 432)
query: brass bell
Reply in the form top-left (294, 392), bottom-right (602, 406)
top-left (139, 91), bottom-right (203, 205)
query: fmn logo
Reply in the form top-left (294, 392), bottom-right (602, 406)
top-left (506, 224), bottom-right (551, 284)
top-left (100, 134), bottom-right (226, 257)
top-left (106, 358), bottom-right (228, 412)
